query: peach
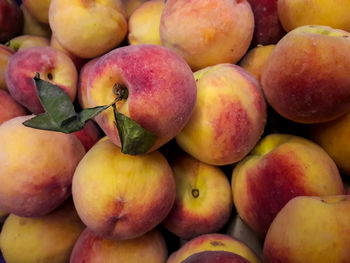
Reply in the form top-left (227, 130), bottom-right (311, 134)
top-left (167, 233), bottom-right (261, 263)
top-left (182, 251), bottom-right (251, 263)
top-left (248, 0), bottom-right (285, 45)
top-left (0, 45), bottom-right (14, 91)
top-left (176, 63), bottom-right (266, 166)
top-left (21, 5), bottom-right (51, 38)
top-left (278, 0), bottom-right (350, 33)
top-left (6, 46), bottom-right (78, 114)
top-left (6, 35), bottom-right (49, 52)
top-left (70, 228), bottom-right (167, 263)
top-left (261, 25), bottom-right (350, 123)
top-left (87, 44), bottom-right (197, 152)
top-left (73, 120), bottom-right (104, 152)
top-left (49, 0), bottom-right (127, 58)
top-left (128, 0), bottom-right (164, 45)
top-left (0, 90), bottom-right (27, 125)
top-left (162, 154), bottom-right (233, 239)
top-left (0, 0), bottom-right (22, 43)
top-left (310, 112), bottom-right (350, 176)
top-left (159, 0), bottom-right (254, 71)
top-left (0, 200), bottom-right (85, 263)
top-left (263, 195), bottom-right (350, 263)
top-left (232, 133), bottom-right (344, 237)
top-left (239, 44), bottom-right (275, 83)
top-left (0, 115), bottom-right (85, 217)
top-left (72, 137), bottom-right (175, 240)
top-left (22, 0), bottom-right (51, 24)
top-left (122, 0), bottom-right (149, 18)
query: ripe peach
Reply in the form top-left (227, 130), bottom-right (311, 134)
top-left (0, 45), bottom-right (14, 91)
top-left (73, 120), bottom-right (104, 152)
top-left (261, 25), bottom-right (350, 123)
top-left (182, 251), bottom-right (251, 263)
top-left (22, 0), bottom-right (51, 24)
top-left (72, 137), bottom-right (175, 240)
top-left (21, 5), bottom-right (51, 38)
top-left (6, 35), bottom-right (49, 52)
top-left (0, 115), bottom-right (85, 217)
top-left (159, 0), bottom-right (254, 71)
top-left (0, 0), bottom-right (23, 43)
top-left (0, 90), bottom-right (27, 125)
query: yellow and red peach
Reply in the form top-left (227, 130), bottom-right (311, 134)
top-left (162, 154), bottom-right (233, 239)
top-left (0, 115), bottom-right (85, 217)
top-left (0, 0), bottom-right (23, 43)
top-left (72, 137), bottom-right (175, 240)
top-left (167, 233), bottom-right (261, 263)
top-left (0, 45), bottom-right (14, 90)
top-left (278, 0), bottom-right (350, 33)
top-left (239, 44), bottom-right (275, 83)
top-left (261, 25), bottom-right (350, 123)
top-left (0, 200), bottom-right (85, 263)
top-left (49, 0), bottom-right (127, 59)
top-left (128, 0), bottom-right (164, 46)
top-left (176, 63), bottom-right (266, 165)
top-left (232, 134), bottom-right (344, 237)
top-left (0, 90), bottom-right (27, 125)
top-left (182, 251), bottom-right (251, 263)
top-left (6, 35), bottom-right (49, 52)
top-left (263, 195), bottom-right (350, 263)
top-left (87, 44), bottom-right (197, 152)
top-left (5, 46), bottom-right (78, 114)
top-left (22, 0), bottom-right (51, 24)
top-left (73, 120), bottom-right (104, 152)
top-left (159, 0), bottom-right (254, 71)
top-left (70, 228), bottom-right (168, 263)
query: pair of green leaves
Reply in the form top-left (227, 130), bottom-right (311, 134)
top-left (23, 74), bottom-right (156, 155)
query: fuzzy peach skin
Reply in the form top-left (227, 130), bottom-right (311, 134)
top-left (0, 0), bottom-right (23, 43)
top-left (128, 0), bottom-right (164, 45)
top-left (21, 5), bottom-right (51, 38)
top-left (232, 134), bottom-right (344, 238)
top-left (176, 64), bottom-right (266, 166)
top-left (72, 137), bottom-right (175, 240)
top-left (239, 45), bottom-right (275, 83)
top-left (263, 195), bottom-right (350, 263)
top-left (77, 57), bottom-right (99, 109)
top-left (278, 0), bottom-right (350, 33)
top-left (167, 233), bottom-right (261, 263)
top-left (247, 0), bottom-right (285, 46)
top-left (73, 120), bottom-right (104, 152)
top-left (182, 251), bottom-right (251, 263)
top-left (5, 46), bottom-right (78, 114)
top-left (162, 154), bottom-right (233, 239)
top-left (70, 228), bottom-right (167, 263)
top-left (0, 45), bottom-right (13, 90)
top-left (310, 112), bottom-right (350, 176)
top-left (22, 0), bottom-right (51, 24)
top-left (7, 35), bottom-right (50, 52)
top-left (49, 0), bottom-right (127, 59)
top-left (0, 115), bottom-right (86, 217)
top-left (159, 0), bottom-right (254, 71)
top-left (0, 90), bottom-right (27, 125)
top-left (87, 44), bottom-right (197, 152)
top-left (0, 201), bottom-right (85, 263)
top-left (261, 25), bottom-right (350, 124)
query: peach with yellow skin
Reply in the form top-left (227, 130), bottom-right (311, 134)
top-left (72, 137), bottom-right (175, 240)
top-left (167, 233), bottom-right (261, 263)
top-left (49, 0), bottom-right (127, 59)
top-left (87, 44), bottom-right (197, 152)
top-left (263, 195), bottom-right (350, 263)
top-left (0, 115), bottom-right (86, 217)
top-left (6, 46), bottom-right (78, 114)
top-left (261, 25), bottom-right (350, 123)
top-left (122, 0), bottom-right (149, 18)
top-left (310, 112), bottom-right (350, 176)
top-left (6, 35), bottom-right (50, 52)
top-left (176, 63), bottom-right (266, 166)
top-left (70, 228), bottom-right (167, 263)
top-left (278, 0), bottom-right (350, 32)
top-left (22, 0), bottom-right (51, 24)
top-left (21, 5), bottom-right (51, 38)
top-left (0, 201), bottom-right (85, 263)
top-left (128, 0), bottom-right (164, 45)
top-left (159, 0), bottom-right (254, 71)
top-left (0, 90), bottom-right (27, 125)
top-left (0, 45), bottom-right (13, 91)
top-left (232, 134), bottom-right (344, 237)
top-left (239, 44), bottom-right (275, 83)
top-left (162, 154), bottom-right (233, 239)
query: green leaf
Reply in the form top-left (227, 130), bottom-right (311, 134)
top-left (78, 105), bottom-right (110, 123)
top-left (23, 113), bottom-right (63, 132)
top-left (113, 104), bottom-right (156, 155)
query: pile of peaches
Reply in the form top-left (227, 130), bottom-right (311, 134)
top-left (0, 0), bottom-right (350, 262)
